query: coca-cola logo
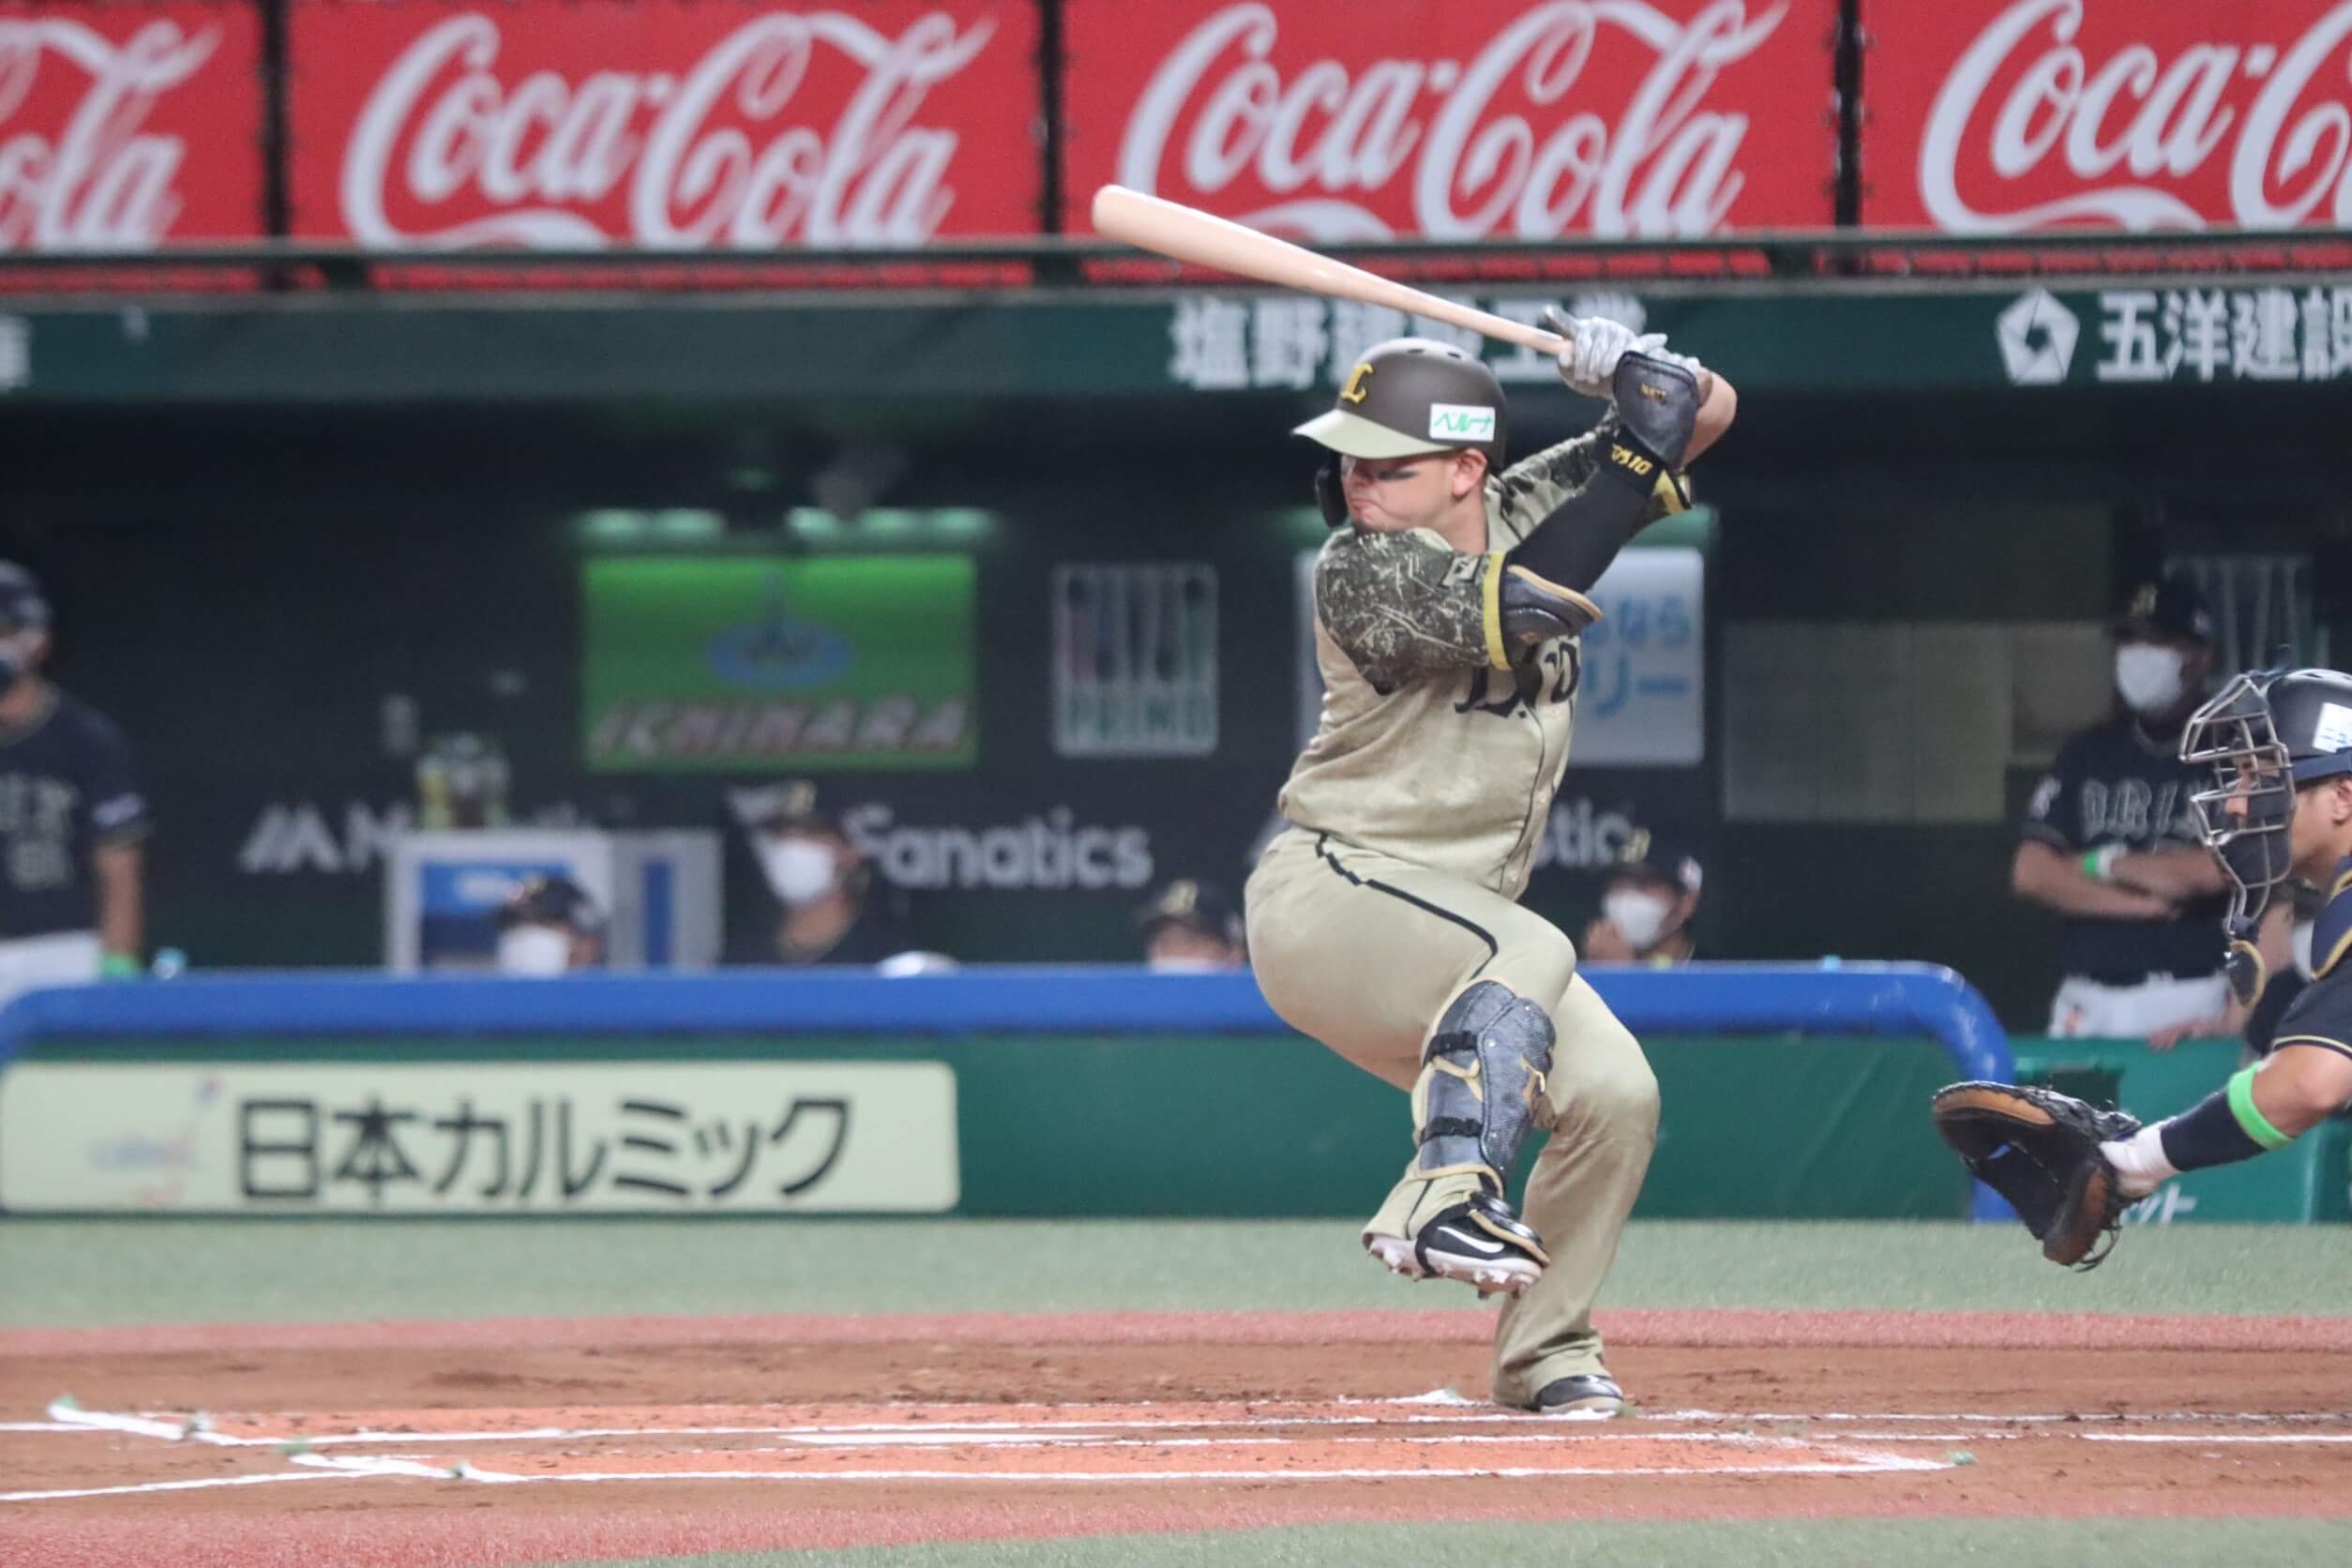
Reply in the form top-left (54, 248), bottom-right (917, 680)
top-left (1918, 0), bottom-right (2352, 231)
top-left (335, 9), bottom-right (998, 247)
top-left (1112, 1), bottom-right (1793, 241)
top-left (0, 18), bottom-right (219, 249)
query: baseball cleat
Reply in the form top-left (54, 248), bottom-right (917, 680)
top-left (1522, 1373), bottom-right (1627, 1416)
top-left (1364, 1192), bottom-right (1546, 1296)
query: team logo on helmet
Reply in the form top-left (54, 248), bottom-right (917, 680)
top-left (1340, 362), bottom-right (1373, 404)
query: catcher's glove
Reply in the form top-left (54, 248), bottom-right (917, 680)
top-left (1930, 1082), bottom-right (2141, 1270)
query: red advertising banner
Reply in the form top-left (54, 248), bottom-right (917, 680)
top-left (287, 0), bottom-right (1041, 248)
top-left (1062, 0), bottom-right (1837, 242)
top-left (1863, 0), bottom-right (2352, 233)
top-left (0, 1), bottom-right (264, 249)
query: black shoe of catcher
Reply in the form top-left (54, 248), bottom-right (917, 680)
top-left (1363, 1191), bottom-right (1547, 1296)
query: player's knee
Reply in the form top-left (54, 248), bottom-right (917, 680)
top-left (1558, 1052), bottom-right (1659, 1142)
top-left (1499, 926), bottom-right (1578, 1003)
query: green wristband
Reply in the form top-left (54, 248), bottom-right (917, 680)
top-left (2225, 1065), bottom-right (2295, 1152)
top-left (98, 953), bottom-right (141, 980)
top-left (2081, 850), bottom-right (2104, 881)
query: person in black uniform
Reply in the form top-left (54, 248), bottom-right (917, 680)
top-left (745, 781), bottom-right (921, 968)
top-left (0, 563), bottom-right (148, 1004)
top-left (2012, 574), bottom-right (2235, 1043)
top-left (2096, 666), bottom-right (2352, 1197)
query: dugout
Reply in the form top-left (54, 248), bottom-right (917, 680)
top-left (0, 260), bottom-right (2347, 1031)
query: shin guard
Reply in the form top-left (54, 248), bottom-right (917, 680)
top-left (1411, 980), bottom-right (1556, 1192)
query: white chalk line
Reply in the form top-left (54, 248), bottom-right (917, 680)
top-left (284, 1455), bottom-right (1950, 1486)
top-left (23, 1397), bottom-right (2352, 1501)
top-left (0, 1472), bottom-right (353, 1503)
top-left (2082, 1433), bottom-right (2352, 1445)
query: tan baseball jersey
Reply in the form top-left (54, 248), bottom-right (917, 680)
top-left (1277, 415), bottom-right (1674, 900)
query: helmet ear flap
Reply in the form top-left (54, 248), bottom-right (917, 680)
top-left (1314, 451), bottom-right (1349, 529)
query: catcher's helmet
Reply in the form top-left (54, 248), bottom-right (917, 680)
top-left (2181, 666), bottom-right (2352, 928)
top-left (1294, 339), bottom-right (1506, 527)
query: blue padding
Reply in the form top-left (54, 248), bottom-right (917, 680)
top-left (0, 961), bottom-right (2012, 1219)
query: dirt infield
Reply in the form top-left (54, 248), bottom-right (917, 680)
top-left (7, 1308), bottom-right (2352, 1566)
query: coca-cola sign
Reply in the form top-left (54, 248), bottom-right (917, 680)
top-left (0, 2), bottom-right (264, 249)
top-left (1865, 0), bottom-right (2352, 232)
top-left (287, 0), bottom-right (1039, 248)
top-left (1063, 0), bottom-right (1835, 241)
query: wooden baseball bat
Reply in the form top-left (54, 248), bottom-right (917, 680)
top-left (1090, 184), bottom-right (1566, 356)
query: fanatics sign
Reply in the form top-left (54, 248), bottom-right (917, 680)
top-left (0, 1), bottom-right (264, 249)
top-left (1062, 0), bottom-right (1836, 242)
top-left (286, 0), bottom-right (1041, 248)
top-left (1863, 0), bottom-right (2352, 232)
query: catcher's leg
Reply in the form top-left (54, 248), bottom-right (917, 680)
top-left (1491, 975), bottom-right (1659, 1410)
top-left (1361, 978), bottom-right (1560, 1295)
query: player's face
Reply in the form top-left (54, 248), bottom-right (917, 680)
top-left (2287, 776), bottom-right (2352, 878)
top-left (1340, 451), bottom-right (1460, 532)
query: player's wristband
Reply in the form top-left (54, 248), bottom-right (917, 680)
top-left (2081, 845), bottom-right (2122, 882)
top-left (98, 953), bottom-right (142, 980)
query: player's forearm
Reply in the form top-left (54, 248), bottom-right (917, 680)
top-left (2104, 1045), bottom-right (2352, 1197)
top-left (2011, 841), bottom-right (2172, 918)
top-left (95, 844), bottom-right (143, 961)
top-left (1683, 370), bottom-right (1736, 464)
top-left (2109, 847), bottom-right (2228, 901)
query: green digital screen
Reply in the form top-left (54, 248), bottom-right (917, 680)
top-left (581, 556), bottom-right (975, 772)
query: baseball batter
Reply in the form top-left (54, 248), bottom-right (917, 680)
top-left (1246, 319), bottom-right (1737, 1413)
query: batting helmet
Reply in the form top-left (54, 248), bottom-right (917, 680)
top-left (1294, 339), bottom-right (1506, 527)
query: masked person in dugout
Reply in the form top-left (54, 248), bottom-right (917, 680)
top-left (493, 875), bottom-right (605, 976)
top-left (746, 781), bottom-right (920, 968)
top-left (1136, 878), bottom-right (1247, 971)
top-left (1579, 832), bottom-right (1702, 967)
top-left (2013, 573), bottom-right (2289, 1047)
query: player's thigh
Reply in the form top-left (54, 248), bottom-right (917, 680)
top-left (1247, 834), bottom-right (1576, 1089)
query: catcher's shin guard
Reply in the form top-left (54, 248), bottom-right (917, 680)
top-left (1412, 980), bottom-right (1555, 1193)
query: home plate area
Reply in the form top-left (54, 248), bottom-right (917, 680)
top-left (32, 1396), bottom-right (1952, 1492)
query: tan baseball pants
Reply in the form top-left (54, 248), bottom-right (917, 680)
top-left (1244, 826), bottom-right (1659, 1406)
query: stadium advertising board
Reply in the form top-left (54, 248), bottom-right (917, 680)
top-left (1061, 0), bottom-right (1839, 242)
top-left (0, 1), bottom-right (265, 249)
top-left (0, 1062), bottom-right (959, 1214)
top-left (581, 556), bottom-right (977, 772)
top-left (285, 0), bottom-right (1040, 247)
top-left (1862, 0), bottom-right (2352, 233)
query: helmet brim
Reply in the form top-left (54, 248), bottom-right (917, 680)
top-left (1290, 408), bottom-right (1454, 459)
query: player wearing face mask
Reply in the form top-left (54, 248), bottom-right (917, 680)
top-left (493, 876), bottom-right (604, 976)
top-left (2012, 575), bottom-right (2244, 1046)
top-left (1580, 834), bottom-right (1702, 967)
top-left (1136, 879), bottom-right (1247, 972)
top-left (743, 782), bottom-right (922, 968)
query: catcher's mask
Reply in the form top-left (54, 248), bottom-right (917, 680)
top-left (2181, 666), bottom-right (2352, 931)
top-left (2183, 671), bottom-right (2297, 932)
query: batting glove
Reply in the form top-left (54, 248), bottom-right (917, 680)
top-left (1545, 306), bottom-right (1707, 399)
top-left (1545, 305), bottom-right (1664, 400)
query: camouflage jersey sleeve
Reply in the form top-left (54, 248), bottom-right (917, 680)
top-left (1315, 528), bottom-right (1511, 694)
top-left (1487, 414), bottom-right (1682, 546)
